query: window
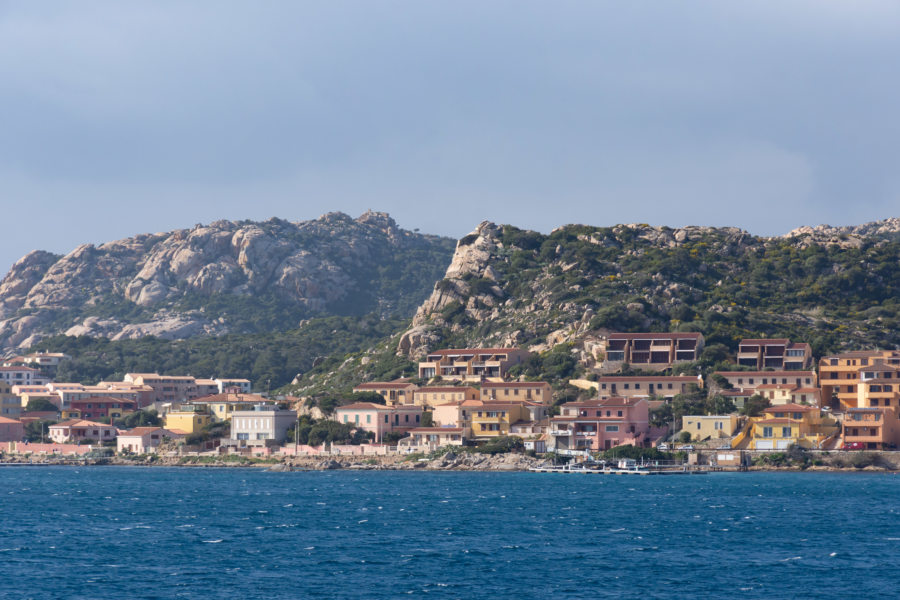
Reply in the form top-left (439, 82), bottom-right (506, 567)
top-left (635, 383), bottom-right (641, 389)
top-left (606, 411), bottom-right (611, 417)
top-left (405, 414), bottom-right (409, 423)
top-left (668, 383), bottom-right (673, 389)
top-left (384, 415), bottom-right (389, 423)
top-left (697, 422), bottom-right (701, 430)
top-left (782, 427), bottom-right (792, 438)
top-left (605, 425), bottom-right (619, 432)
top-left (601, 384), bottom-right (607, 390)
top-left (763, 427), bottom-right (773, 437)
top-left (617, 411), bottom-right (623, 417)
top-left (749, 379), bottom-right (754, 385)
top-left (355, 415), bottom-right (359, 424)
top-left (624, 384), bottom-right (630, 390)
top-left (792, 412), bottom-right (802, 420)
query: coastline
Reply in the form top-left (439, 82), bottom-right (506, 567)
top-left (3, 451), bottom-right (899, 473)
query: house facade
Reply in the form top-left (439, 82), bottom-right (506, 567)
top-left (592, 375), bottom-right (702, 401)
top-left (746, 404), bottom-right (838, 450)
top-left (117, 427), bottom-right (185, 453)
top-left (549, 397), bottom-right (650, 452)
top-left (680, 415), bottom-right (739, 441)
top-left (399, 427), bottom-right (467, 451)
top-left (604, 333), bottom-right (704, 371)
top-left (48, 419), bottom-right (118, 444)
top-left (352, 381), bottom-right (418, 406)
top-left (418, 348), bottom-right (530, 381)
top-left (843, 408), bottom-right (900, 450)
top-left (230, 407), bottom-right (297, 446)
top-left (0, 416), bottom-right (24, 442)
top-left (480, 381), bottom-right (552, 405)
top-left (335, 403), bottom-right (424, 442)
top-left (470, 402), bottom-right (532, 439)
top-left (412, 386), bottom-right (479, 408)
top-left (736, 339), bottom-right (812, 370)
top-left (819, 350), bottom-right (900, 410)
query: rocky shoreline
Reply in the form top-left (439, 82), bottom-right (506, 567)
top-left (4, 451), bottom-right (900, 473)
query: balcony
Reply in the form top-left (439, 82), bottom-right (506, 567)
top-left (550, 429), bottom-right (572, 437)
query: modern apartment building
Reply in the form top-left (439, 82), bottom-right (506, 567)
top-left (736, 339), bottom-right (812, 370)
top-left (593, 375), bottom-right (702, 401)
top-left (479, 381), bottom-right (552, 405)
top-left (604, 333), bottom-right (704, 370)
top-left (418, 348), bottom-right (530, 381)
top-left (549, 397), bottom-right (650, 452)
top-left (412, 386), bottom-right (479, 408)
top-left (819, 350), bottom-right (900, 410)
top-left (352, 381), bottom-right (418, 406)
top-left (713, 370), bottom-right (817, 391)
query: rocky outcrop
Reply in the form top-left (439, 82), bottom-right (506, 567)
top-left (785, 217), bottom-right (900, 245)
top-left (0, 211), bottom-right (454, 350)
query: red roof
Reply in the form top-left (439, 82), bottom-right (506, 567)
top-left (763, 404), bottom-right (815, 413)
top-left (739, 338), bottom-right (789, 345)
top-left (481, 381), bottom-right (549, 388)
top-left (353, 382), bottom-right (416, 390)
top-left (415, 387), bottom-right (478, 393)
top-left (596, 375), bottom-right (699, 382)
top-left (0, 416), bottom-right (21, 424)
top-left (425, 348), bottom-right (522, 356)
top-left (715, 370), bottom-right (816, 378)
top-left (608, 332), bottom-right (702, 340)
top-left (409, 427), bottom-right (463, 433)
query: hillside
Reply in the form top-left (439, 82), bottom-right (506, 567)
top-left (396, 219), bottom-right (900, 368)
top-left (0, 211), bottom-right (455, 350)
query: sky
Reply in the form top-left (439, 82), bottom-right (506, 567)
top-left (1, 1), bottom-right (899, 271)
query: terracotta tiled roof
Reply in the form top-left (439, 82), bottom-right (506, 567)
top-left (481, 381), bottom-right (549, 388)
top-left (763, 404), bottom-right (815, 413)
top-left (608, 332), bottom-right (702, 340)
top-left (353, 382), bottom-right (415, 390)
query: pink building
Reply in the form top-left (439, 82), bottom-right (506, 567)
top-left (48, 419), bottom-right (118, 444)
top-left (117, 427), bottom-right (185, 453)
top-left (334, 403), bottom-right (424, 442)
top-left (549, 397), bottom-right (650, 452)
top-left (0, 416), bottom-right (24, 442)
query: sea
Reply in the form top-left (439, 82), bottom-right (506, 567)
top-left (0, 467), bottom-right (898, 599)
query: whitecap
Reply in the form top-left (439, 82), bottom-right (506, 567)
top-left (203, 539), bottom-right (224, 543)
top-left (358, 519), bottom-right (368, 524)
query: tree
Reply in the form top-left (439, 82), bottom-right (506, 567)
top-left (704, 394), bottom-right (736, 415)
top-left (347, 391), bottom-right (386, 405)
top-left (740, 394), bottom-right (771, 417)
top-left (115, 409), bottom-right (161, 429)
top-left (25, 398), bottom-right (59, 413)
top-left (23, 420), bottom-right (54, 442)
top-left (679, 431), bottom-right (692, 443)
top-left (421, 412), bottom-right (434, 427)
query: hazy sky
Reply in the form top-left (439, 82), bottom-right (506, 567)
top-left (2, 1), bottom-right (899, 271)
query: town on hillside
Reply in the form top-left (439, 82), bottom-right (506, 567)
top-left (1, 335), bottom-right (898, 466)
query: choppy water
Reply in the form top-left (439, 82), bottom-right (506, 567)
top-left (1, 467), bottom-right (898, 599)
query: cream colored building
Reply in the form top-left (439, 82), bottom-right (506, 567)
top-left (680, 415), bottom-right (739, 441)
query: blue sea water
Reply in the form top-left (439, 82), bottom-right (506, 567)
top-left (1, 467), bottom-right (899, 599)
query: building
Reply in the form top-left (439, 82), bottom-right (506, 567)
top-left (0, 381), bottom-right (21, 417)
top-left (230, 407), bottom-right (297, 447)
top-left (334, 403), bottom-right (424, 443)
top-left (680, 415), bottom-right (739, 441)
top-left (68, 397), bottom-right (137, 421)
top-left (123, 373), bottom-right (200, 403)
top-left (480, 381), bottom-right (552, 405)
top-left (754, 384), bottom-right (822, 407)
top-left (352, 381), bottom-right (418, 406)
top-left (20, 351), bottom-right (70, 370)
top-left (0, 416), bottom-right (24, 442)
top-left (432, 399), bottom-right (481, 431)
top-left (188, 393), bottom-right (271, 421)
top-left (713, 370), bottom-right (818, 390)
top-left (819, 350), bottom-right (900, 410)
top-left (215, 378), bottom-right (252, 394)
top-left (549, 397), bottom-right (650, 452)
top-left (591, 375), bottom-right (702, 401)
top-left (0, 366), bottom-right (40, 387)
top-left (744, 404), bottom-right (838, 450)
top-left (855, 364), bottom-right (900, 410)
top-left (48, 419), bottom-right (118, 444)
top-left (736, 339), bottom-right (812, 370)
top-left (165, 407), bottom-right (212, 435)
top-left (417, 348), bottom-right (530, 381)
top-left (117, 427), bottom-right (186, 453)
top-left (604, 333), bottom-right (704, 370)
top-left (398, 427), bottom-right (467, 452)
top-left (842, 408), bottom-right (900, 450)
top-left (412, 386), bottom-right (479, 408)
top-left (470, 402), bottom-right (532, 438)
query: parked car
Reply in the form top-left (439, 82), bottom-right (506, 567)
top-left (842, 442), bottom-right (864, 450)
top-left (676, 445), bottom-right (695, 451)
top-left (657, 443), bottom-right (670, 451)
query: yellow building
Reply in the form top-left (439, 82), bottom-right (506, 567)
top-left (680, 415), bottom-right (739, 441)
top-left (819, 350), bottom-right (900, 410)
top-left (470, 402), bottom-right (531, 438)
top-left (188, 393), bottom-right (270, 421)
top-left (165, 409), bottom-right (212, 434)
top-left (746, 404), bottom-right (838, 450)
top-left (412, 386), bottom-right (479, 409)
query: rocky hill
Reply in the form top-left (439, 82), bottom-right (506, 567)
top-left (396, 218), bottom-right (900, 369)
top-left (0, 211), bottom-right (455, 350)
